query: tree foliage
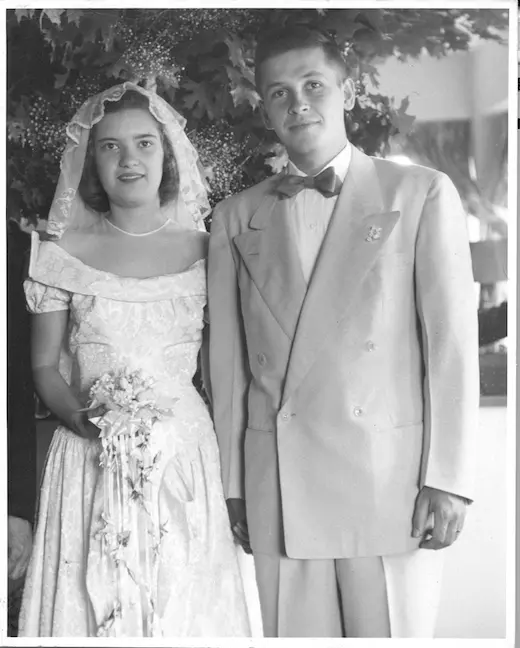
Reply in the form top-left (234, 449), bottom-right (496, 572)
top-left (7, 8), bottom-right (507, 222)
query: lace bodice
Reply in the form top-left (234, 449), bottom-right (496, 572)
top-left (24, 232), bottom-right (207, 407)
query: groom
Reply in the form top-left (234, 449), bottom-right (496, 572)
top-left (208, 26), bottom-right (479, 638)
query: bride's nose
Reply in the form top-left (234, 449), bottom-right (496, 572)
top-left (119, 146), bottom-right (139, 168)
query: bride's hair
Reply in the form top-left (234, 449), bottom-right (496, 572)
top-left (78, 89), bottom-right (180, 214)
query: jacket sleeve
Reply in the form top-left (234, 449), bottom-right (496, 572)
top-left (415, 172), bottom-right (480, 501)
top-left (208, 203), bottom-right (251, 499)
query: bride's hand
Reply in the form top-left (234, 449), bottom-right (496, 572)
top-left (70, 407), bottom-right (105, 441)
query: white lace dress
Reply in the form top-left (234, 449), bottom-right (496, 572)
top-left (18, 234), bottom-right (260, 638)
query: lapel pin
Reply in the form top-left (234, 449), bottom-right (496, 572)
top-left (365, 226), bottom-right (382, 243)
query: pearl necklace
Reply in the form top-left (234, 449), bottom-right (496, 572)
top-left (106, 217), bottom-right (171, 237)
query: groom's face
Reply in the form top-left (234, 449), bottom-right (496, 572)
top-left (259, 47), bottom-right (355, 168)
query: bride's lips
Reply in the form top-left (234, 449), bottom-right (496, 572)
top-left (118, 173), bottom-right (144, 182)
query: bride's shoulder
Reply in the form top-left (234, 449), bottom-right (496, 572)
top-left (156, 228), bottom-right (208, 271)
top-left (163, 227), bottom-right (209, 241)
top-left (55, 224), bottom-right (104, 256)
top-left (163, 228), bottom-right (209, 254)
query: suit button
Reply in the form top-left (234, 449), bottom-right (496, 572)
top-left (281, 412), bottom-right (290, 421)
top-left (353, 407), bottom-right (363, 417)
top-left (366, 341), bottom-right (376, 352)
top-left (257, 353), bottom-right (267, 366)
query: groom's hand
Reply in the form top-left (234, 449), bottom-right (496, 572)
top-left (412, 486), bottom-right (468, 550)
top-left (226, 498), bottom-right (252, 554)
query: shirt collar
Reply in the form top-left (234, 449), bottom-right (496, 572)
top-left (287, 143), bottom-right (351, 182)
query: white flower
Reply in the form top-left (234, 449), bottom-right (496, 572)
top-left (136, 388), bottom-right (155, 402)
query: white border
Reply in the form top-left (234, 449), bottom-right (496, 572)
top-left (1, 2), bottom-right (517, 648)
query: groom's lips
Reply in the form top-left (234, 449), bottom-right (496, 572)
top-left (288, 120), bottom-right (320, 130)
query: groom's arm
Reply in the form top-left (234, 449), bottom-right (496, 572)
top-left (412, 171), bottom-right (479, 548)
top-left (415, 171), bottom-right (479, 500)
top-left (208, 203), bottom-right (251, 501)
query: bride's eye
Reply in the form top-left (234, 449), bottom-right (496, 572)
top-left (139, 140), bottom-right (154, 148)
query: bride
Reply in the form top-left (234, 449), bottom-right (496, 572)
top-left (19, 82), bottom-right (260, 637)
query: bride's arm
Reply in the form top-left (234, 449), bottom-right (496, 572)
top-left (31, 311), bottom-right (100, 440)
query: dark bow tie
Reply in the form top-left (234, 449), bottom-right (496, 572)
top-left (274, 166), bottom-right (342, 199)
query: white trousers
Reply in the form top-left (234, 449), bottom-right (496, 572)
top-left (254, 549), bottom-right (444, 638)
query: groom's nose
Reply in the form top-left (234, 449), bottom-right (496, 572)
top-left (288, 91), bottom-right (310, 115)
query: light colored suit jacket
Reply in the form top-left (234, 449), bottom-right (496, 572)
top-left (208, 146), bottom-right (479, 560)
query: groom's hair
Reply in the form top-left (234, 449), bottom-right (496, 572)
top-left (254, 26), bottom-right (349, 94)
top-left (79, 89), bottom-right (179, 214)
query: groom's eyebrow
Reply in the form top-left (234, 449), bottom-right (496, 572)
top-left (264, 70), bottom-right (327, 92)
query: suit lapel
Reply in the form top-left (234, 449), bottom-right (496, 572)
top-left (282, 147), bottom-right (401, 405)
top-left (233, 187), bottom-right (307, 340)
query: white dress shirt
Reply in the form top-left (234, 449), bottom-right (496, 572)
top-left (286, 144), bottom-right (352, 284)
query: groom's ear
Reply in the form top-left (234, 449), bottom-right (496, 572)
top-left (342, 78), bottom-right (356, 112)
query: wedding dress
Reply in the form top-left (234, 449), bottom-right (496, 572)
top-left (18, 234), bottom-right (260, 637)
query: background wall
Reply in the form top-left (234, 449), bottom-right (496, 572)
top-left (371, 37), bottom-right (508, 122)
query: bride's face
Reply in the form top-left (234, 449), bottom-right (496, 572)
top-left (94, 108), bottom-right (164, 210)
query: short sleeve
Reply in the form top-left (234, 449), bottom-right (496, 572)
top-left (24, 278), bottom-right (71, 314)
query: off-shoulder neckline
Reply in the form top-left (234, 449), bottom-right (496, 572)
top-left (42, 238), bottom-right (206, 281)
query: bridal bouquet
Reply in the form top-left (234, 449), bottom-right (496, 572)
top-left (88, 368), bottom-right (173, 432)
top-left (85, 368), bottom-right (177, 637)
top-left (86, 367), bottom-right (177, 465)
